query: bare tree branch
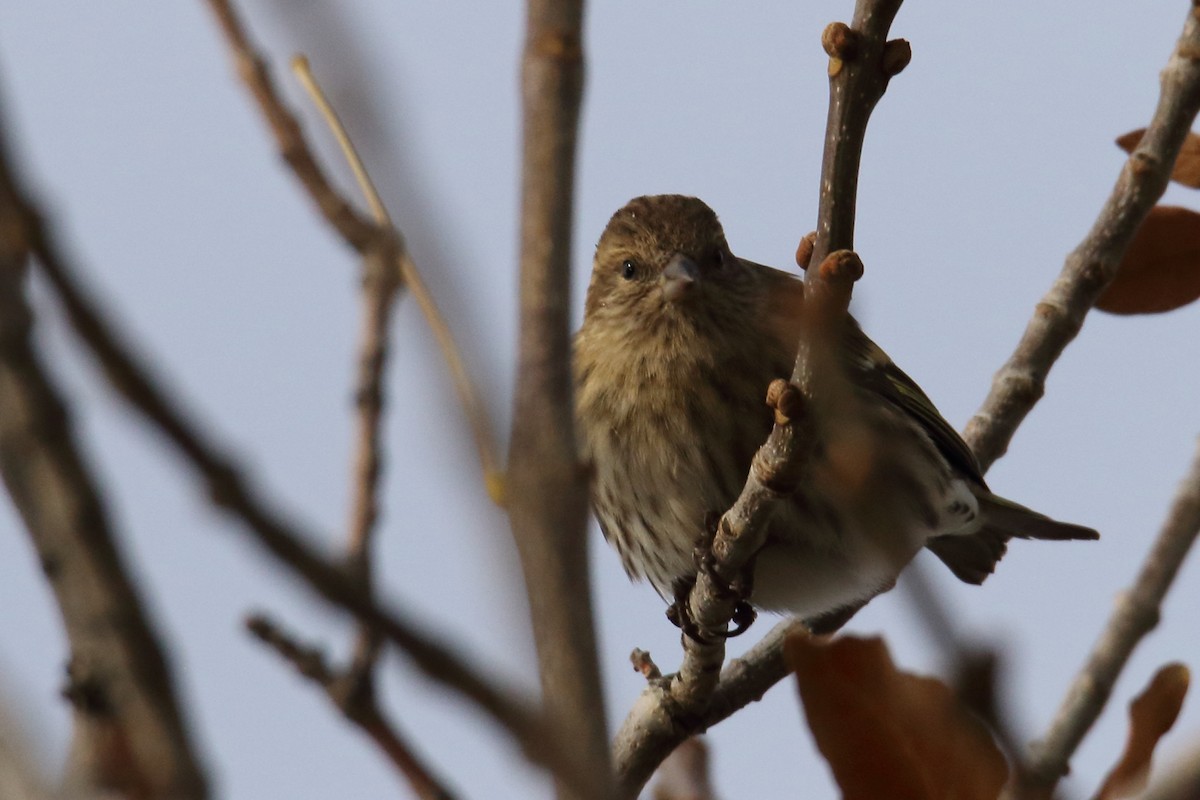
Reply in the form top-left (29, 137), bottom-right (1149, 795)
top-left (201, 18), bottom-right (509, 792)
top-left (809, 1), bottom-right (909, 265)
top-left (613, 620), bottom-right (803, 794)
top-left (506, 1), bottom-right (611, 798)
top-left (343, 222), bottom-right (398, 568)
top-left (245, 615), bottom-right (457, 800)
top-left (949, 6), bottom-right (1200, 792)
top-left (1007, 436), bottom-right (1200, 799)
top-left (963, 2), bottom-right (1200, 472)
top-left (899, 5), bottom-right (1200, 786)
top-left (288, 51), bottom-right (398, 685)
top-left (612, 2), bottom-right (906, 792)
top-left (0, 145), bottom-right (208, 798)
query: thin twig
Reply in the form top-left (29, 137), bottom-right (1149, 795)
top-left (392, 244), bottom-right (507, 504)
top-left (282, 57), bottom-right (458, 800)
top-left (506, 1), bottom-right (611, 798)
top-left (246, 615), bottom-right (457, 800)
top-left (205, 0), bottom-right (504, 503)
top-left (1007, 437), bottom-right (1200, 799)
top-left (612, 2), bottom-right (906, 792)
top-left (287, 51), bottom-right (397, 558)
top-left (963, 3), bottom-right (1200, 472)
top-left (291, 55), bottom-right (390, 223)
top-left (288, 56), bottom-right (494, 522)
top-left (292, 54), bottom-right (398, 676)
top-left (631, 649), bottom-right (663, 682)
top-left (343, 241), bottom-right (398, 567)
top-left (613, 621), bottom-right (804, 794)
top-left (0, 148), bottom-right (208, 797)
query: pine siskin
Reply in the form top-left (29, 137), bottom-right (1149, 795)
top-left (573, 195), bottom-right (1098, 633)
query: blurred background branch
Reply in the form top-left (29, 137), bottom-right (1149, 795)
top-left (246, 614), bottom-right (456, 800)
top-left (3, 87), bottom-right (591, 794)
top-left (1010, 437), bottom-right (1200, 799)
top-left (0, 125), bottom-right (209, 798)
top-left (506, 1), bottom-right (611, 798)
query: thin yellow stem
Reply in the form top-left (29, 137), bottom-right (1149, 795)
top-left (291, 54), bottom-right (505, 506)
top-left (291, 55), bottom-right (389, 224)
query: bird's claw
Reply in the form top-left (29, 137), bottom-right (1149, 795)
top-left (665, 518), bottom-right (758, 642)
top-left (665, 591), bottom-right (757, 643)
top-left (728, 599), bottom-right (757, 637)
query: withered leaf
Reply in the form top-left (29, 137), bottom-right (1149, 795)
top-left (1096, 205), bottom-right (1200, 315)
top-left (786, 633), bottom-right (1007, 800)
top-left (1093, 663), bottom-right (1190, 800)
top-left (1116, 128), bottom-right (1200, 188)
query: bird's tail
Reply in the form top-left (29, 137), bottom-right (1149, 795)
top-left (926, 492), bottom-right (1099, 585)
top-left (976, 492), bottom-right (1100, 542)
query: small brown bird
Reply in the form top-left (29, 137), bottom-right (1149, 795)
top-left (573, 195), bottom-right (1097, 633)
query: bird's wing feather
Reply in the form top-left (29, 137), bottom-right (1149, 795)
top-left (842, 322), bottom-right (987, 486)
top-left (749, 258), bottom-right (987, 487)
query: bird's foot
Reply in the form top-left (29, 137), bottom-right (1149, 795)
top-left (696, 513), bottom-right (757, 637)
top-left (664, 515), bottom-right (758, 642)
top-left (665, 581), bottom-right (708, 643)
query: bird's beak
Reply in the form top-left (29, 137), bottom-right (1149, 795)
top-left (661, 253), bottom-right (700, 303)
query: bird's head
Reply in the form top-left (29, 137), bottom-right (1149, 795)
top-left (583, 195), bottom-right (752, 329)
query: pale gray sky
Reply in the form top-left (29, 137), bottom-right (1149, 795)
top-left (1, 2), bottom-right (1197, 798)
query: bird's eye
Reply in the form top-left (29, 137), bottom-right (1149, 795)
top-left (621, 259), bottom-right (637, 280)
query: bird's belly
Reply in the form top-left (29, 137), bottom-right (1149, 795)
top-left (750, 501), bottom-right (921, 618)
top-left (590, 427), bottom-right (733, 598)
top-left (749, 417), bottom-right (966, 618)
top-left (587, 374), bottom-right (767, 597)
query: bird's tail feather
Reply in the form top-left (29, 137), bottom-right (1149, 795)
top-left (975, 492), bottom-right (1100, 542)
top-left (926, 492), bottom-right (1098, 585)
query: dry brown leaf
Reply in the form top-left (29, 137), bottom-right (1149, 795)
top-left (1116, 128), bottom-right (1200, 188)
top-left (786, 633), bottom-right (1007, 800)
top-left (1096, 205), bottom-right (1200, 314)
top-left (1093, 663), bottom-right (1191, 800)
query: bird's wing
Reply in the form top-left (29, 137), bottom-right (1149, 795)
top-left (839, 317), bottom-right (987, 486)
top-left (749, 258), bottom-right (987, 487)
